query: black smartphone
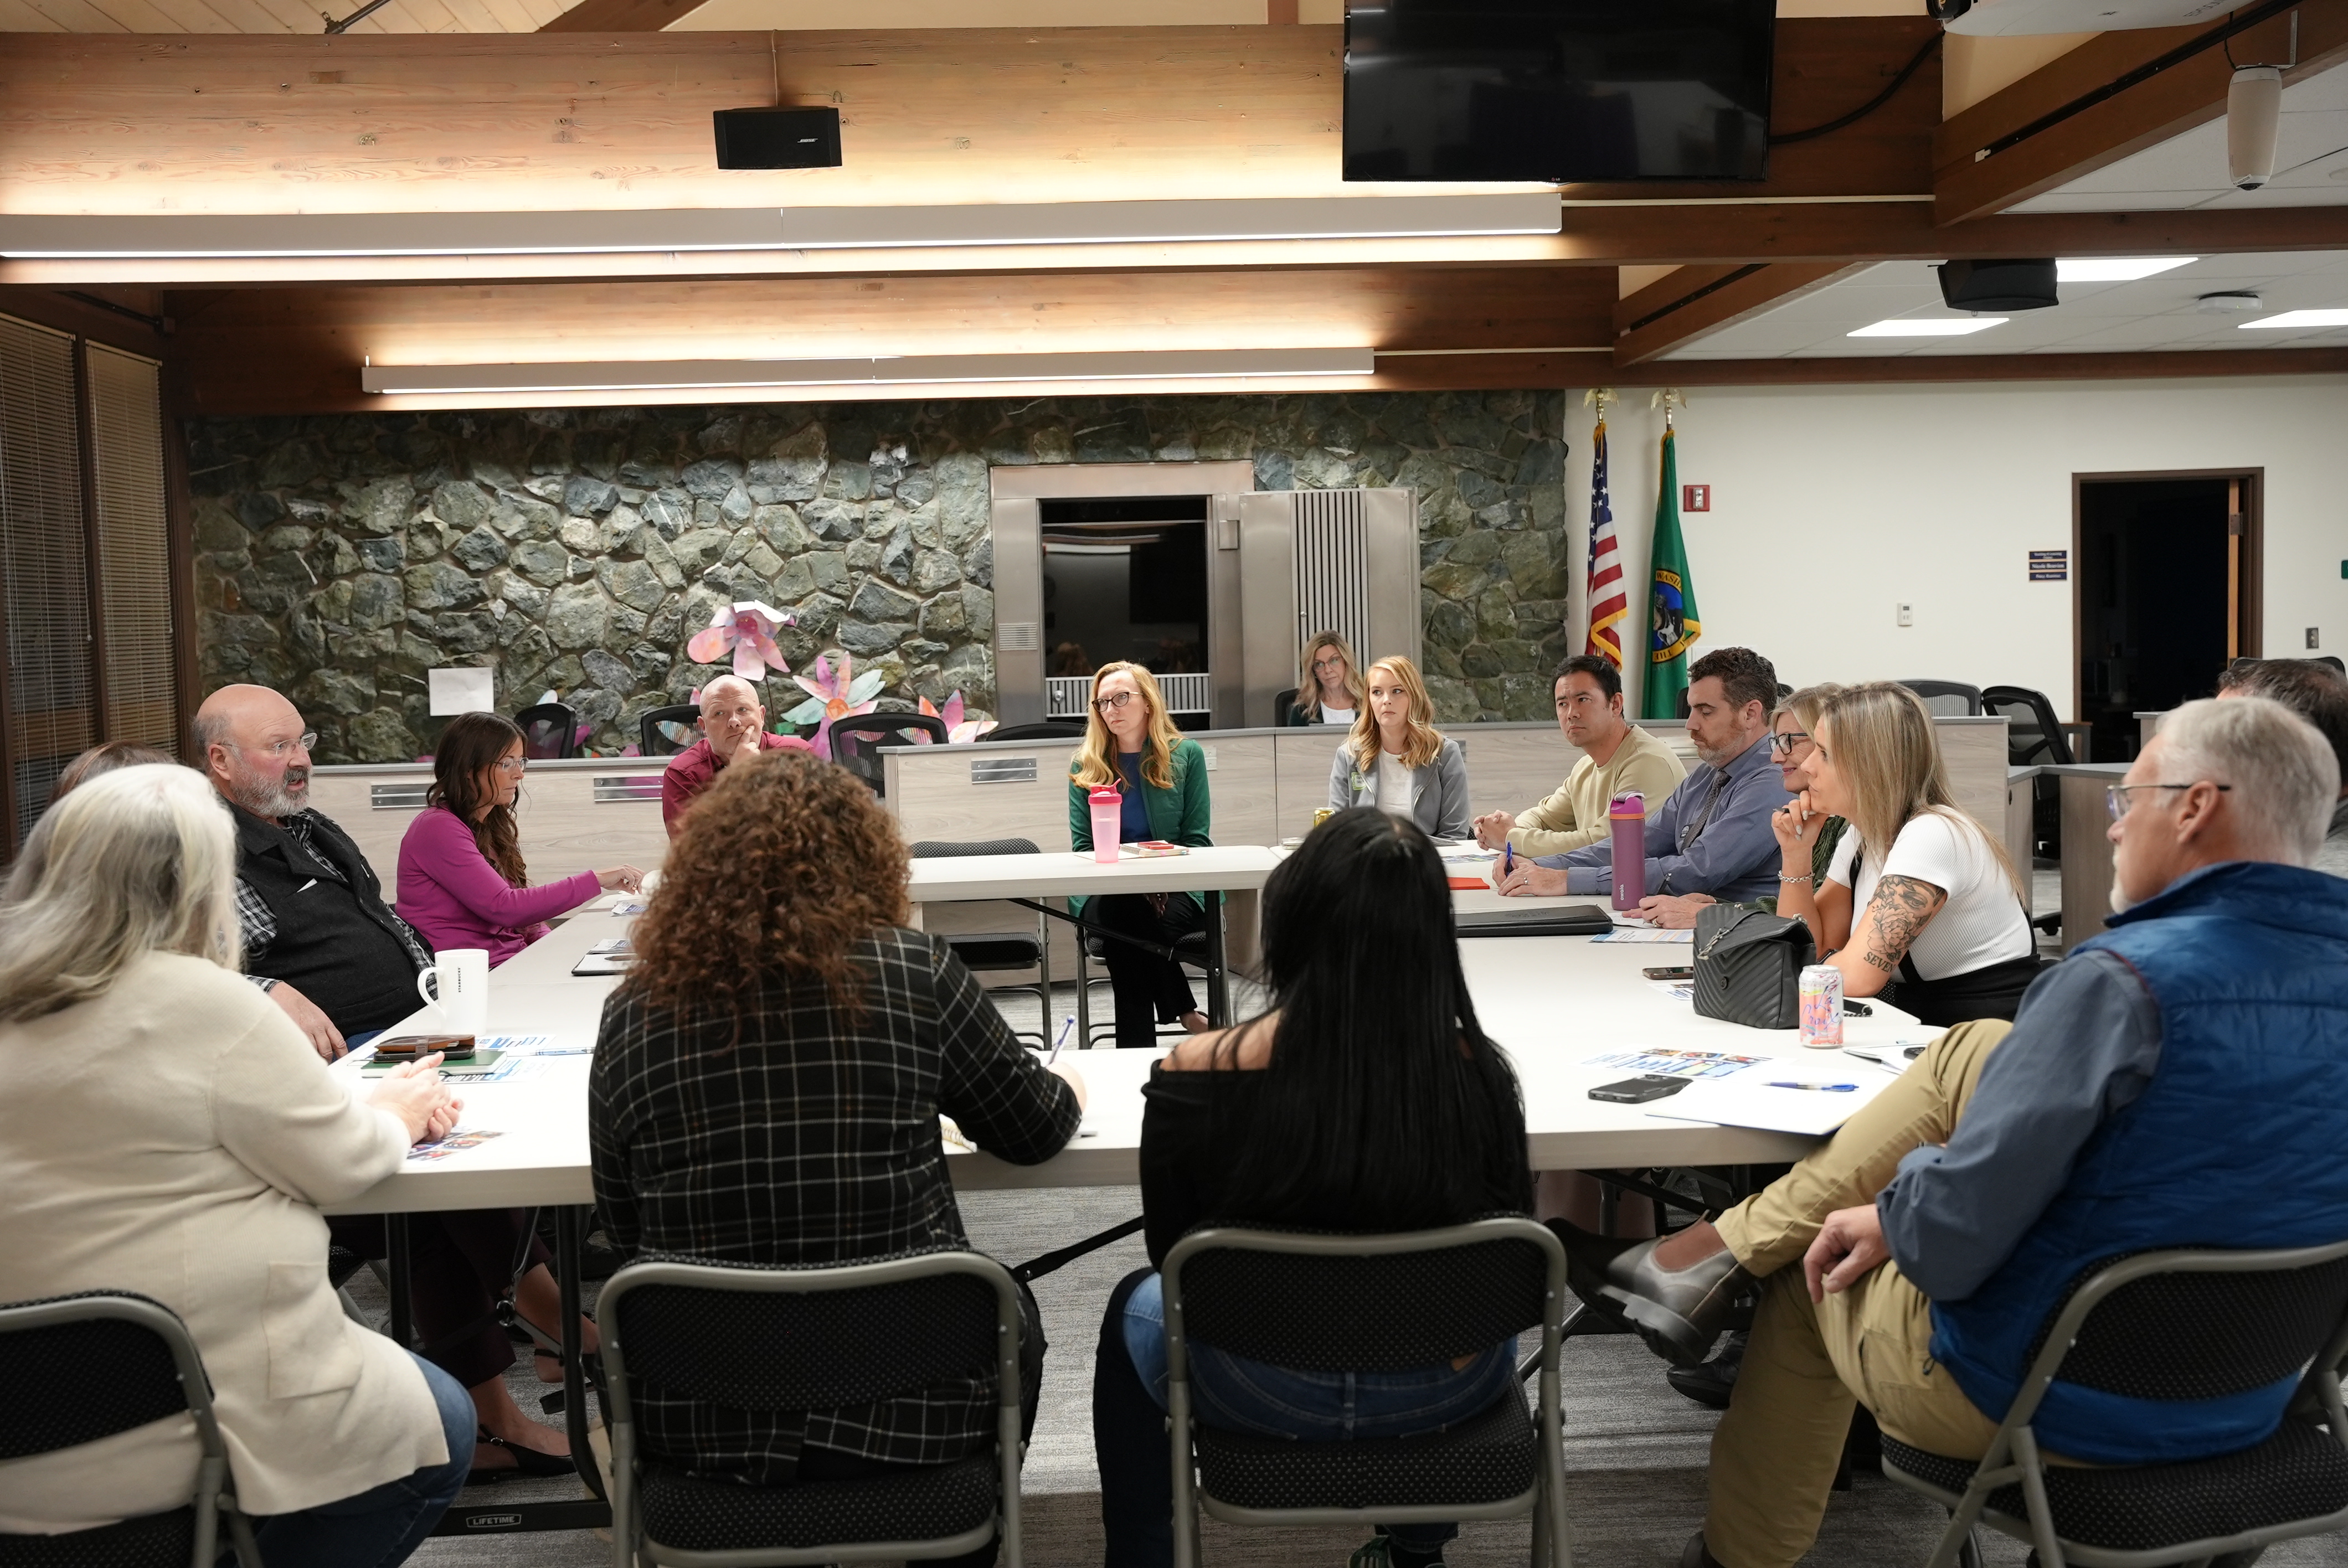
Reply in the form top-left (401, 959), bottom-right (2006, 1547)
top-left (1642, 966), bottom-right (1695, 981)
top-left (1844, 1000), bottom-right (1874, 1017)
top-left (368, 1033), bottom-right (476, 1062)
top-left (1588, 1075), bottom-right (1690, 1104)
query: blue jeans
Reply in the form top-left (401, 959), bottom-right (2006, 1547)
top-left (247, 1352), bottom-right (473, 1568)
top-left (1095, 1268), bottom-right (1517, 1567)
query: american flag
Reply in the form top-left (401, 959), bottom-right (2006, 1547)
top-left (1584, 417), bottom-right (1626, 668)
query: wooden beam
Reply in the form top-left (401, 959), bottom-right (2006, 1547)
top-left (1372, 346), bottom-right (2348, 391)
top-left (1933, 0), bottom-right (2348, 223)
top-left (1613, 262), bottom-right (1862, 366)
top-left (539, 0), bottom-right (716, 29)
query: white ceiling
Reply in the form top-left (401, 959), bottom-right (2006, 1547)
top-left (2011, 59), bottom-right (2348, 212)
top-left (1669, 250), bottom-right (2348, 357)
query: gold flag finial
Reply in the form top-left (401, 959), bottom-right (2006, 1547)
top-left (1650, 387), bottom-right (1689, 427)
top-left (1583, 386), bottom-right (1618, 421)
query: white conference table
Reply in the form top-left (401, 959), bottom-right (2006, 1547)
top-left (323, 864), bottom-right (1930, 1216)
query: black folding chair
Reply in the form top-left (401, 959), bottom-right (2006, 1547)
top-left (1162, 1218), bottom-right (1575, 1568)
top-left (599, 1252), bottom-right (1027, 1567)
top-left (638, 705), bottom-right (701, 758)
top-left (1073, 916), bottom-right (1227, 1049)
top-left (830, 713), bottom-right (952, 797)
top-left (911, 839), bottom-right (1054, 1046)
top-left (1898, 680), bottom-right (1986, 718)
top-left (1882, 1241), bottom-right (2348, 1568)
top-left (0, 1291), bottom-right (262, 1568)
top-left (516, 702), bottom-right (582, 760)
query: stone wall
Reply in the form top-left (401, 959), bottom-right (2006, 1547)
top-left (188, 390), bottom-right (1570, 761)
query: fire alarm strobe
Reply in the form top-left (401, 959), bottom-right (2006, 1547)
top-left (1682, 484), bottom-right (1711, 512)
top-left (713, 106), bottom-right (843, 171)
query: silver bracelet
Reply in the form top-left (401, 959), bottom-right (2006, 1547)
top-left (1778, 873), bottom-right (1815, 884)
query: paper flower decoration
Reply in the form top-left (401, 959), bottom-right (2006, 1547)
top-left (913, 692), bottom-right (997, 745)
top-left (685, 601), bottom-right (795, 683)
top-left (781, 651), bottom-right (887, 761)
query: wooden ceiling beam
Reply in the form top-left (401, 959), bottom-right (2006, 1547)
top-left (1612, 262), bottom-right (1866, 367)
top-left (538, 0), bottom-right (716, 30)
top-left (1932, 0), bottom-right (2348, 224)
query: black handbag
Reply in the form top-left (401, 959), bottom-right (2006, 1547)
top-left (1692, 904), bottom-right (1817, 1029)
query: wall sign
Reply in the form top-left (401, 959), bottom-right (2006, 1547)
top-left (2028, 549), bottom-right (2068, 582)
top-left (1681, 483), bottom-right (1711, 512)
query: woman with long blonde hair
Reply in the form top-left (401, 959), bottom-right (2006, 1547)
top-left (1281, 630), bottom-right (1365, 727)
top-left (1068, 662), bottom-right (1216, 1045)
top-left (1326, 654), bottom-right (1472, 840)
top-left (1772, 681), bottom-right (2041, 1025)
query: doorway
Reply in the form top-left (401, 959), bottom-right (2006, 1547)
top-left (1040, 496), bottom-right (1213, 728)
top-left (2073, 470), bottom-right (2261, 763)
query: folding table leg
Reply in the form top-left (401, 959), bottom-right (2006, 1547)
top-left (555, 1206), bottom-right (605, 1501)
top-left (385, 1213), bottom-right (414, 1349)
top-left (1205, 896), bottom-right (1230, 1027)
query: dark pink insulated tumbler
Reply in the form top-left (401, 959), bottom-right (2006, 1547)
top-left (1608, 792), bottom-right (1646, 911)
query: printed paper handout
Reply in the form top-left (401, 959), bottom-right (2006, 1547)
top-left (1592, 926), bottom-right (1695, 945)
top-left (1580, 1048), bottom-right (1762, 1080)
top-left (406, 1129), bottom-right (505, 1162)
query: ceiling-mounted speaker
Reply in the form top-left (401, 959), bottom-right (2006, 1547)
top-left (713, 106), bottom-right (843, 171)
top-left (1937, 257), bottom-right (2059, 312)
top-left (2228, 66), bottom-right (2283, 190)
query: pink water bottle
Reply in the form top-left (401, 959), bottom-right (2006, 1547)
top-left (1609, 792), bottom-right (1647, 911)
top-left (1088, 788), bottom-right (1122, 864)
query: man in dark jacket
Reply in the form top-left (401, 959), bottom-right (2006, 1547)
top-left (195, 683), bottom-right (433, 1060)
top-left (1560, 695), bottom-right (2348, 1568)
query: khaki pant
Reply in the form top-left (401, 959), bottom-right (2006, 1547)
top-left (1702, 1020), bottom-right (2014, 1568)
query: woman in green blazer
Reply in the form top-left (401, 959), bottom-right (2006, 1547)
top-left (1068, 662), bottom-right (1214, 1046)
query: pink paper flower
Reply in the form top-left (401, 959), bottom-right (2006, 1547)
top-left (913, 692), bottom-right (998, 745)
top-left (685, 600), bottom-right (795, 683)
top-left (784, 652), bottom-right (884, 761)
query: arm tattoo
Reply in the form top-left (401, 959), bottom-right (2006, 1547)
top-left (1862, 874), bottom-right (1948, 973)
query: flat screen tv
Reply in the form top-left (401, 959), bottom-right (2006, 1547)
top-left (1344, 0), bottom-right (1777, 184)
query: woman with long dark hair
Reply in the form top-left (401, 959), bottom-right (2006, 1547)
top-left (1092, 808), bottom-right (1533, 1568)
top-left (394, 710), bottom-right (642, 966)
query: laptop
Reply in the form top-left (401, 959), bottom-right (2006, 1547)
top-left (1454, 904), bottom-right (1614, 938)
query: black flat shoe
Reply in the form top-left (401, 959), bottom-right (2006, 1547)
top-left (1592, 1234), bottom-right (1753, 1369)
top-left (1666, 1331), bottom-right (1747, 1409)
top-left (476, 1427), bottom-right (577, 1478)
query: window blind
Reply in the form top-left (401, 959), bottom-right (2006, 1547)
top-left (0, 316), bottom-right (92, 849)
top-left (86, 345), bottom-right (177, 754)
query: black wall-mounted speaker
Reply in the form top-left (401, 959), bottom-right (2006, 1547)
top-left (1937, 257), bottom-right (2058, 312)
top-left (713, 106), bottom-right (842, 171)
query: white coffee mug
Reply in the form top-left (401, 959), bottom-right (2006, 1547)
top-left (415, 948), bottom-right (490, 1034)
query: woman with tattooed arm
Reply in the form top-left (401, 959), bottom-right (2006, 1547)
top-left (1770, 682), bottom-right (2043, 1027)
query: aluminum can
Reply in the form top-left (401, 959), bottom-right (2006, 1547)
top-left (1799, 964), bottom-right (1844, 1048)
top-left (1312, 807), bottom-right (1336, 828)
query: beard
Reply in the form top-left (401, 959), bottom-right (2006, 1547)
top-left (226, 763), bottom-right (308, 819)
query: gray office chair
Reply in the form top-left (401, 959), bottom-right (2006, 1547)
top-left (1898, 680), bottom-right (1986, 718)
top-left (1983, 684), bottom-right (2073, 875)
top-left (638, 705), bottom-right (701, 758)
top-left (599, 1252), bottom-right (1028, 1568)
top-left (910, 839), bottom-right (1054, 1046)
top-left (1882, 1241), bottom-right (2348, 1568)
top-left (0, 1291), bottom-right (263, 1568)
top-left (1162, 1218), bottom-right (1575, 1568)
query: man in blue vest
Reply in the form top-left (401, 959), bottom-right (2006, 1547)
top-left (1556, 696), bottom-right (2348, 1568)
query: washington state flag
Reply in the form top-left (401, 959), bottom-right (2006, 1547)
top-left (1640, 427), bottom-right (1701, 719)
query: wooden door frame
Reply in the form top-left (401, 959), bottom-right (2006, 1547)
top-left (2069, 466), bottom-right (2263, 724)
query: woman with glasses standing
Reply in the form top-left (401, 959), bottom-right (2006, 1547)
top-left (394, 710), bottom-right (642, 967)
top-left (1281, 630), bottom-right (1366, 727)
top-left (1772, 682), bottom-right (2040, 1026)
top-left (1069, 663), bottom-right (1215, 1046)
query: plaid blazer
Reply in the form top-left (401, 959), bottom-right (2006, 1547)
top-left (588, 926), bottom-right (1079, 1482)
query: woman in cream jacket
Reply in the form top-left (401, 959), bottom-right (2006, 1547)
top-left (0, 765), bottom-right (471, 1565)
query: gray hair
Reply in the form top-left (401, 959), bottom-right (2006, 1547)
top-left (0, 765), bottom-right (243, 1024)
top-left (2158, 697), bottom-right (2340, 866)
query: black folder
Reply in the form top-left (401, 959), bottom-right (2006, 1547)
top-left (1454, 904), bottom-right (1614, 938)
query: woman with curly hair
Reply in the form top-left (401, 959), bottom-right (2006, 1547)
top-left (394, 711), bottom-right (642, 966)
top-left (589, 750), bottom-right (1087, 1566)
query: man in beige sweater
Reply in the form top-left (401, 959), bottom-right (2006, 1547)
top-left (1474, 655), bottom-right (1686, 858)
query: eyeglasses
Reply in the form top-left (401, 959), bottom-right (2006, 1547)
top-left (237, 733), bottom-right (317, 761)
top-left (1768, 730), bottom-right (1813, 756)
top-left (1093, 690), bottom-right (1137, 715)
top-left (2107, 781), bottom-right (2232, 822)
top-left (1311, 656), bottom-right (1348, 674)
top-left (495, 756), bottom-right (528, 776)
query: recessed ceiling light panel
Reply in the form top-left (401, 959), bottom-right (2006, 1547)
top-left (1847, 318), bottom-right (2009, 337)
top-left (2239, 309), bottom-right (2348, 331)
top-left (2056, 256), bottom-right (2197, 282)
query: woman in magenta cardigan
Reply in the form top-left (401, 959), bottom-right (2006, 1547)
top-left (396, 712), bottom-right (643, 967)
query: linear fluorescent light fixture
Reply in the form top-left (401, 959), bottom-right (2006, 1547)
top-left (362, 348), bottom-right (1375, 395)
top-left (1, 194), bottom-right (1558, 261)
top-left (2238, 308), bottom-right (2348, 330)
top-left (1847, 317), bottom-right (2009, 337)
top-left (2055, 256), bottom-right (2197, 282)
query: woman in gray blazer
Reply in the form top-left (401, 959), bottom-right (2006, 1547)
top-left (1328, 654), bottom-right (1473, 840)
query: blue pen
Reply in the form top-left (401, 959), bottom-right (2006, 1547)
top-left (1047, 1016), bottom-right (1074, 1065)
top-left (1502, 843), bottom-right (1515, 879)
top-left (1768, 1081), bottom-right (1858, 1092)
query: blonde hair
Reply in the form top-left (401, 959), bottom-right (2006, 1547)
top-left (1815, 682), bottom-right (2025, 901)
top-left (1070, 662), bottom-right (1186, 791)
top-left (1778, 683), bottom-right (1843, 735)
top-left (1297, 631), bottom-right (1366, 712)
top-left (1349, 656), bottom-right (1445, 773)
top-left (0, 764), bottom-right (243, 1024)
